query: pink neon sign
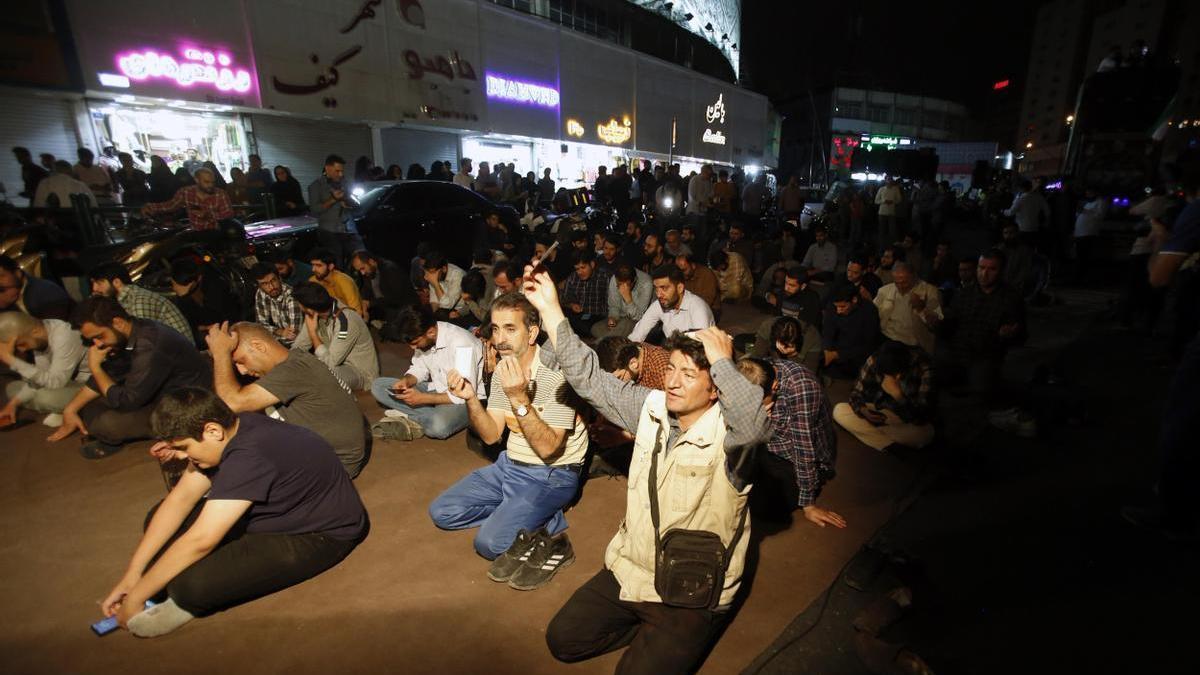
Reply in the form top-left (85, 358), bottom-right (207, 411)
top-left (115, 47), bottom-right (253, 93)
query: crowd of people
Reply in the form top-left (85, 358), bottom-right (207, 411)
top-left (2, 137), bottom-right (1198, 671)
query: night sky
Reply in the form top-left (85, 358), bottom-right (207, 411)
top-left (742, 0), bottom-right (1045, 112)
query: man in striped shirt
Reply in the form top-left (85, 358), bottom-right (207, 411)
top-left (431, 293), bottom-right (588, 591)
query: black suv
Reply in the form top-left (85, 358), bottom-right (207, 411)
top-left (351, 180), bottom-right (519, 267)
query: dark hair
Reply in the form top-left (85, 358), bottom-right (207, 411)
top-left (980, 248), bottom-right (1007, 267)
top-left (71, 296), bottom-right (131, 328)
top-left (324, 154), bottom-right (345, 167)
top-left (570, 230), bottom-right (589, 244)
top-left (651, 263), bottom-right (683, 284)
top-left (461, 269), bottom-right (486, 299)
top-left (308, 247), bottom-right (337, 266)
top-left (423, 250), bottom-right (447, 271)
top-left (718, 169), bottom-right (729, 179)
top-left (77, 147), bottom-right (94, 160)
top-left (151, 387), bottom-right (237, 441)
top-left (595, 336), bottom-right (639, 373)
top-left (603, 232), bottom-right (623, 247)
top-left (959, 255), bottom-right (978, 266)
top-left (708, 249), bottom-right (729, 269)
top-left (662, 332), bottom-right (710, 371)
top-left (831, 283), bottom-right (859, 303)
top-left (770, 316), bottom-right (803, 349)
top-left (0, 254), bottom-right (20, 274)
top-left (393, 306), bottom-right (437, 342)
top-left (784, 265), bottom-right (807, 282)
top-left (490, 292), bottom-right (539, 330)
top-left (250, 262), bottom-right (277, 281)
top-left (293, 282), bottom-right (334, 312)
top-left (571, 248), bottom-right (596, 266)
top-left (735, 356), bottom-right (776, 394)
top-left (86, 261), bottom-right (132, 285)
top-left (534, 232), bottom-right (556, 248)
top-left (615, 264), bottom-right (637, 284)
top-left (493, 260), bottom-right (522, 282)
top-left (874, 340), bottom-right (911, 375)
top-left (881, 245), bottom-right (905, 262)
top-left (169, 258), bottom-right (202, 285)
top-left (350, 250), bottom-right (377, 265)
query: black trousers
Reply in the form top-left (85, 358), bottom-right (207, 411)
top-left (148, 500), bottom-right (363, 617)
top-left (546, 568), bottom-right (727, 675)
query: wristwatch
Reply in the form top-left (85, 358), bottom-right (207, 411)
top-left (514, 404), bottom-right (530, 418)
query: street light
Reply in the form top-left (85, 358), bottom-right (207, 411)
top-left (1066, 114), bottom-right (1075, 123)
top-left (1025, 141), bottom-right (1034, 149)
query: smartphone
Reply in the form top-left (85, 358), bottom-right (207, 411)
top-left (91, 600), bottom-right (156, 636)
top-left (454, 346), bottom-right (474, 378)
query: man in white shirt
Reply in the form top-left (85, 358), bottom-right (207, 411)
top-left (73, 148), bottom-right (115, 205)
top-left (34, 160), bottom-right (97, 208)
top-left (686, 164), bottom-right (715, 216)
top-left (0, 312), bottom-right (88, 425)
top-left (371, 306), bottom-right (484, 439)
top-left (453, 158), bottom-right (474, 189)
top-left (875, 178), bottom-right (905, 247)
top-left (422, 250), bottom-right (467, 320)
top-left (1074, 189), bottom-right (1106, 281)
top-left (1003, 179), bottom-right (1050, 245)
top-left (801, 225), bottom-right (838, 281)
top-left (874, 262), bottom-right (942, 356)
top-left (628, 264), bottom-right (715, 342)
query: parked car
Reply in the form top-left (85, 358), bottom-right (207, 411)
top-left (349, 180), bottom-right (520, 268)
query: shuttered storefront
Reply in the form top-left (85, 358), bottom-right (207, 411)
top-left (0, 93), bottom-right (81, 205)
top-left (248, 114), bottom-right (372, 190)
top-left (379, 127), bottom-right (461, 174)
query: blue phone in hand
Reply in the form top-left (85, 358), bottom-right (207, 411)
top-left (91, 600), bottom-right (156, 636)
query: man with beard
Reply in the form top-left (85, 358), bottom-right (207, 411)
top-left (307, 154), bottom-right (359, 265)
top-left (204, 322), bottom-right (368, 478)
top-left (88, 262), bottom-right (192, 339)
top-left (639, 233), bottom-right (674, 275)
top-left (430, 293), bottom-right (588, 590)
top-left (249, 262), bottom-right (303, 344)
top-left (628, 265), bottom-right (715, 343)
top-left (0, 254), bottom-right (71, 321)
top-left (308, 248), bottom-right (363, 317)
top-left (349, 250), bottom-right (409, 325)
top-left (142, 167), bottom-right (234, 231)
top-left (46, 297), bottom-right (210, 459)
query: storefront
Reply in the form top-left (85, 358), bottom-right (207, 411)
top-left (87, 101), bottom-right (249, 177)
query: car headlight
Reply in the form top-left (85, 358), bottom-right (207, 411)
top-left (351, 186), bottom-right (365, 199)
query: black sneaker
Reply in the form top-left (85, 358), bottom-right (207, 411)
top-left (80, 438), bottom-right (125, 460)
top-left (487, 529), bottom-right (541, 582)
top-left (508, 530), bottom-right (575, 591)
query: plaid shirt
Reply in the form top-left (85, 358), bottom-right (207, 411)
top-left (848, 346), bottom-right (936, 424)
top-left (143, 185), bottom-right (234, 231)
top-left (255, 283), bottom-right (303, 335)
top-left (563, 267), bottom-right (612, 316)
top-left (117, 283), bottom-right (192, 340)
top-left (636, 343), bottom-right (670, 390)
top-left (768, 359), bottom-right (837, 507)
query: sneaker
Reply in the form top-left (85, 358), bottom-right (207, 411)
top-left (508, 530), bottom-right (575, 591)
top-left (1120, 505), bottom-right (1199, 542)
top-left (371, 416), bottom-right (424, 441)
top-left (42, 413), bottom-right (63, 427)
top-left (487, 528), bottom-right (541, 582)
top-left (989, 410), bottom-right (1037, 437)
top-left (80, 438), bottom-right (125, 459)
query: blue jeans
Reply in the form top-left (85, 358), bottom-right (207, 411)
top-left (371, 379), bottom-right (469, 440)
top-left (428, 451), bottom-right (580, 559)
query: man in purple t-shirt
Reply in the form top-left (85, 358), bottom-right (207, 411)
top-left (98, 388), bottom-right (368, 637)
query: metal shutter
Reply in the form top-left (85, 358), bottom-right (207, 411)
top-left (248, 114), bottom-right (372, 189)
top-left (0, 94), bottom-right (80, 205)
top-left (379, 127), bottom-right (461, 174)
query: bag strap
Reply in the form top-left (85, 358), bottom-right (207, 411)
top-left (648, 424), bottom-right (751, 575)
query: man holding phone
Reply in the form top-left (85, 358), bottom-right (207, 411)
top-left (370, 306), bottom-right (484, 440)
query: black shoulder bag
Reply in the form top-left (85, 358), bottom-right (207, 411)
top-left (648, 426), bottom-right (748, 610)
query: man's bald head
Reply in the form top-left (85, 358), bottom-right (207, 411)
top-left (231, 321), bottom-right (277, 345)
top-left (0, 311), bottom-right (37, 342)
top-left (229, 321), bottom-right (289, 378)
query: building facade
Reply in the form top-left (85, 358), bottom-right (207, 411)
top-left (0, 0), bottom-right (775, 204)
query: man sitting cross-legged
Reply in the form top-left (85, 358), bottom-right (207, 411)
top-left (370, 306), bottom-right (485, 441)
top-left (520, 264), bottom-right (771, 673)
top-left (101, 388), bottom-right (368, 637)
top-left (291, 282), bottom-right (380, 391)
top-left (206, 321), bottom-right (368, 478)
top-left (833, 340), bottom-right (936, 452)
top-left (428, 292), bottom-right (589, 591)
top-left (0, 311), bottom-right (88, 427)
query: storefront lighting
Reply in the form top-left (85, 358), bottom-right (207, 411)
top-left (115, 46), bottom-right (253, 94)
top-left (596, 117), bottom-right (632, 144)
top-left (850, 172), bottom-right (868, 181)
top-left (485, 73), bottom-right (559, 108)
top-left (98, 72), bottom-right (131, 88)
top-left (115, 94), bottom-right (136, 102)
top-left (566, 119), bottom-right (585, 138)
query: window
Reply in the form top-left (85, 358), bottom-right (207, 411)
top-left (868, 105), bottom-right (890, 123)
top-left (894, 108), bottom-right (916, 125)
top-left (841, 102), bottom-right (863, 119)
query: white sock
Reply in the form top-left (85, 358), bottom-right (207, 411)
top-left (126, 598), bottom-right (195, 638)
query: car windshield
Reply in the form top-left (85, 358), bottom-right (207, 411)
top-left (355, 185), bottom-right (393, 213)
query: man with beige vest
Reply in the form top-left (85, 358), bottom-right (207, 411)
top-left (521, 263), bottom-right (770, 672)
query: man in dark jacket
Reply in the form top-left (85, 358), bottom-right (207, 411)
top-left (350, 250), bottom-right (410, 325)
top-left (47, 297), bottom-right (212, 459)
top-left (0, 254), bottom-right (71, 320)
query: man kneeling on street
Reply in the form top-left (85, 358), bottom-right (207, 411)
top-left (100, 388), bottom-right (368, 637)
top-left (519, 264), bottom-right (771, 672)
top-left (370, 305), bottom-right (485, 440)
top-left (428, 293), bottom-right (588, 591)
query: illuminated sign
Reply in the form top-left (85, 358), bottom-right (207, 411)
top-left (702, 128), bottom-right (726, 145)
top-left (112, 47), bottom-right (253, 93)
top-left (858, 134), bottom-right (912, 151)
top-left (597, 117), bottom-right (632, 144)
top-left (705, 94), bottom-right (726, 124)
top-left (485, 73), bottom-right (559, 108)
top-left (993, 79), bottom-right (1010, 90)
top-left (565, 119), bottom-right (585, 138)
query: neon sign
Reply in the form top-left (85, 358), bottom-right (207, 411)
top-left (705, 94), bottom-right (726, 124)
top-left (597, 117), bottom-right (632, 144)
top-left (566, 119), bottom-right (585, 138)
top-left (114, 47), bottom-right (253, 93)
top-left (702, 129), bottom-right (726, 145)
top-left (485, 73), bottom-right (559, 108)
top-left (858, 134), bottom-right (912, 151)
top-left (993, 79), bottom-right (1010, 90)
